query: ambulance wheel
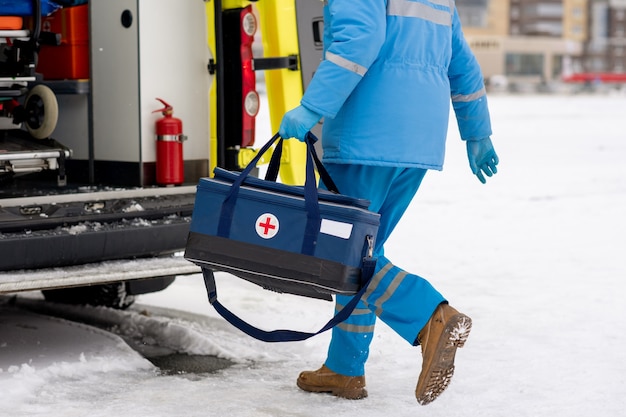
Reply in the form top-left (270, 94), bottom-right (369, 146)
top-left (24, 84), bottom-right (59, 139)
top-left (42, 283), bottom-right (136, 310)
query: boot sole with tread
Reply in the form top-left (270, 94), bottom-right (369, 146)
top-left (415, 314), bottom-right (472, 405)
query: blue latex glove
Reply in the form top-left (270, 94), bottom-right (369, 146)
top-left (278, 105), bottom-right (322, 142)
top-left (466, 137), bottom-right (499, 184)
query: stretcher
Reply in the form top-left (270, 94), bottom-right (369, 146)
top-left (1, 0), bottom-right (64, 184)
top-left (0, 130), bottom-right (70, 185)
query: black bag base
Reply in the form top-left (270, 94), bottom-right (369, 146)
top-left (184, 232), bottom-right (364, 301)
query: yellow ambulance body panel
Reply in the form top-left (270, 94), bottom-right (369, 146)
top-left (254, 0), bottom-right (307, 185)
top-left (206, 1), bottom-right (217, 177)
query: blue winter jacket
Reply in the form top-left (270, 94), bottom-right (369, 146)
top-left (301, 0), bottom-right (492, 170)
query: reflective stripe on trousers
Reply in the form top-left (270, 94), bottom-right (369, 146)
top-left (320, 164), bottom-right (446, 377)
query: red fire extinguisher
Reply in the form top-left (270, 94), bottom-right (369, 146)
top-left (153, 98), bottom-right (186, 185)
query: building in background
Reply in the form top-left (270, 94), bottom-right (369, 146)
top-left (584, 0), bottom-right (626, 73)
top-left (457, 0), bottom-right (626, 87)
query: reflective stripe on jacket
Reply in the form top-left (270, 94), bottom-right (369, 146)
top-left (301, 0), bottom-right (492, 169)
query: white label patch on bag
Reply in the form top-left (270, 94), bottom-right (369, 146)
top-left (320, 219), bottom-right (353, 239)
top-left (255, 213), bottom-right (279, 239)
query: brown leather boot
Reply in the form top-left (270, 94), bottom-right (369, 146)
top-left (415, 303), bottom-right (472, 405)
top-left (296, 365), bottom-right (368, 400)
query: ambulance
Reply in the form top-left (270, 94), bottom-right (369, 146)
top-left (0, 0), bottom-right (322, 308)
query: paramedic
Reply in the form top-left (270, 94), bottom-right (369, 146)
top-left (279, 0), bottom-right (499, 406)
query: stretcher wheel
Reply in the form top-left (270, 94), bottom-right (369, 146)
top-left (24, 84), bottom-right (59, 139)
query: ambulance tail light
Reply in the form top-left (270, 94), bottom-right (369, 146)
top-left (239, 6), bottom-right (258, 148)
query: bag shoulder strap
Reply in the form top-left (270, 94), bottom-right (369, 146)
top-left (201, 258), bottom-right (376, 343)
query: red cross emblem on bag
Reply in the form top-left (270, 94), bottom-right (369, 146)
top-left (255, 213), bottom-right (279, 239)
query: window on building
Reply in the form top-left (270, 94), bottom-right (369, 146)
top-left (590, 57), bottom-right (605, 72)
top-left (456, 0), bottom-right (489, 28)
top-left (537, 4), bottom-right (563, 18)
top-left (588, 39), bottom-right (608, 54)
top-left (523, 21), bottom-right (563, 36)
top-left (572, 7), bottom-right (583, 18)
top-left (590, 3), bottom-right (609, 39)
top-left (506, 53), bottom-right (544, 76)
top-left (522, 3), bottom-right (563, 19)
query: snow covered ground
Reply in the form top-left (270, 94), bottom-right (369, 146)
top-left (1, 92), bottom-right (626, 417)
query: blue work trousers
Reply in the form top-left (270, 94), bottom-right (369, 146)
top-left (321, 164), bottom-right (445, 377)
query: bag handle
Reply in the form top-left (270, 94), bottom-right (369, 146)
top-left (217, 132), bottom-right (336, 256)
top-left (264, 132), bottom-right (340, 194)
top-left (306, 132), bottom-right (340, 194)
top-left (263, 136), bottom-right (283, 182)
top-left (201, 256), bottom-right (377, 342)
